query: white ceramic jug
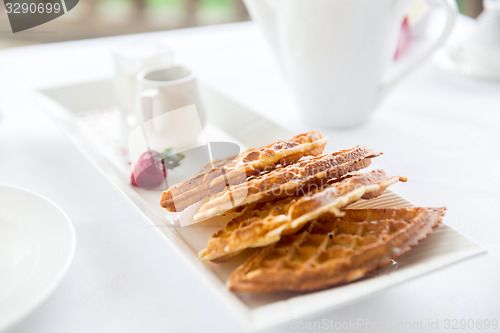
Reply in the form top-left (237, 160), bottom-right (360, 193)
top-left (244, 0), bottom-right (457, 127)
top-left (131, 66), bottom-right (206, 156)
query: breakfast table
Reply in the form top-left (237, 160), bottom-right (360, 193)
top-left (0, 15), bottom-right (499, 333)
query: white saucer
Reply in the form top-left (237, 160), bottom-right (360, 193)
top-left (435, 46), bottom-right (500, 80)
top-left (0, 185), bottom-right (76, 331)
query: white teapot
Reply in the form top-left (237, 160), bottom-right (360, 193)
top-left (244, 0), bottom-right (457, 127)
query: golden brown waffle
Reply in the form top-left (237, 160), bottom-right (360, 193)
top-left (160, 130), bottom-right (327, 212)
top-left (200, 170), bottom-right (406, 262)
top-left (228, 207), bottom-right (445, 293)
top-left (194, 146), bottom-right (380, 221)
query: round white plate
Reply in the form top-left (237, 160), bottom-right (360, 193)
top-left (0, 185), bottom-right (75, 331)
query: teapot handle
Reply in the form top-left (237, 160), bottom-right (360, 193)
top-left (378, 0), bottom-right (457, 100)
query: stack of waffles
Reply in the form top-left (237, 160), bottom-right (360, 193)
top-left (160, 131), bottom-right (445, 293)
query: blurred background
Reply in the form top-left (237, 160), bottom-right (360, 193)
top-left (0, 0), bottom-right (486, 47)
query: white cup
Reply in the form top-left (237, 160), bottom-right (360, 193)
top-left (132, 65), bottom-right (206, 153)
top-left (244, 0), bottom-right (458, 127)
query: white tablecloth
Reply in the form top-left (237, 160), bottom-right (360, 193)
top-left (0, 18), bottom-right (499, 333)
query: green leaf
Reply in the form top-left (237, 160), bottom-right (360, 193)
top-left (161, 148), bottom-right (185, 169)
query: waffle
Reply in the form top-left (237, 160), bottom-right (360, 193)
top-left (228, 207), bottom-right (445, 293)
top-left (160, 130), bottom-right (328, 212)
top-left (194, 146), bottom-right (380, 221)
top-left (200, 170), bottom-right (406, 262)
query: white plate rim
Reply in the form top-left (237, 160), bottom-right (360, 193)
top-left (0, 184), bottom-right (76, 332)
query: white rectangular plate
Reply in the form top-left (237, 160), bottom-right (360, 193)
top-left (34, 80), bottom-right (485, 331)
